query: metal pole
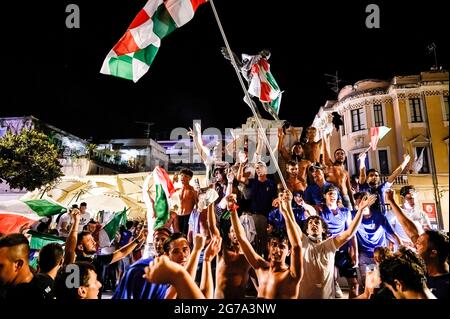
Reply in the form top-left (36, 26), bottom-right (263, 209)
top-left (208, 0), bottom-right (288, 190)
top-left (422, 91), bottom-right (443, 229)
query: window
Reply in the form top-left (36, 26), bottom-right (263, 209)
top-left (373, 104), bottom-right (384, 126)
top-left (353, 152), bottom-right (369, 176)
top-left (414, 147), bottom-right (430, 174)
top-left (378, 150), bottom-right (389, 175)
top-left (409, 98), bottom-right (423, 123)
top-left (444, 95), bottom-right (449, 121)
top-left (351, 108), bottom-right (366, 132)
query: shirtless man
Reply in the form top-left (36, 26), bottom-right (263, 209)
top-left (172, 168), bottom-right (198, 236)
top-left (278, 127), bottom-right (311, 183)
top-left (230, 192), bottom-right (302, 299)
top-left (285, 160), bottom-right (307, 194)
top-left (207, 198), bottom-right (252, 299)
top-left (302, 126), bottom-right (322, 163)
top-left (323, 144), bottom-right (355, 209)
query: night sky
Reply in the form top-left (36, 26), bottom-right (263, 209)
top-left (1, 0), bottom-right (448, 141)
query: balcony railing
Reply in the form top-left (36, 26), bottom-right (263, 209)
top-left (380, 174), bottom-right (409, 185)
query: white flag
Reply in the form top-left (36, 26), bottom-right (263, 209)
top-left (412, 148), bottom-right (425, 173)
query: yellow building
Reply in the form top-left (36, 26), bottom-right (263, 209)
top-left (312, 71), bottom-right (449, 231)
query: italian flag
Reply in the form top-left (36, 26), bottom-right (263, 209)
top-left (100, 0), bottom-right (208, 82)
top-left (151, 166), bottom-right (175, 230)
top-left (98, 208), bottom-right (128, 248)
top-left (248, 58), bottom-right (282, 115)
top-left (0, 199), bottom-right (66, 235)
top-left (369, 126), bottom-right (391, 151)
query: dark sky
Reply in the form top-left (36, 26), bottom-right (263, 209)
top-left (1, 0), bottom-right (448, 141)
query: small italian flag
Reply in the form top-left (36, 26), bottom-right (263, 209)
top-left (98, 208), bottom-right (128, 248)
top-left (100, 0), bottom-right (208, 82)
top-left (151, 166), bottom-right (175, 230)
top-left (369, 126), bottom-right (391, 151)
top-left (248, 58), bottom-right (282, 115)
top-left (0, 199), bottom-right (66, 235)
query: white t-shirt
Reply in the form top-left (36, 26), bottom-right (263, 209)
top-left (298, 236), bottom-right (337, 299)
top-left (56, 213), bottom-right (71, 237)
top-left (78, 211), bottom-right (91, 232)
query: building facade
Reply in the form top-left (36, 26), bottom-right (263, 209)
top-left (312, 71), bottom-right (449, 231)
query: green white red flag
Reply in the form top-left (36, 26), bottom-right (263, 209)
top-left (100, 0), bottom-right (208, 82)
top-left (369, 126), bottom-right (391, 151)
top-left (150, 166), bottom-right (175, 230)
top-left (0, 199), bottom-right (66, 234)
top-left (248, 58), bottom-right (282, 116)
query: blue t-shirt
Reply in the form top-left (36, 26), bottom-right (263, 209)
top-left (351, 210), bottom-right (396, 257)
top-left (304, 182), bottom-right (341, 206)
top-left (113, 257), bottom-right (169, 299)
top-left (247, 178), bottom-right (277, 217)
top-left (359, 181), bottom-right (392, 214)
top-left (320, 205), bottom-right (351, 237)
top-left (268, 205), bottom-right (307, 232)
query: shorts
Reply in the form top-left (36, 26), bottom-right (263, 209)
top-left (335, 250), bottom-right (358, 278)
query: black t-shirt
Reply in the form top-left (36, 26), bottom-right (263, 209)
top-left (5, 274), bottom-right (54, 300)
top-left (76, 253), bottom-right (114, 281)
top-left (427, 273), bottom-right (449, 299)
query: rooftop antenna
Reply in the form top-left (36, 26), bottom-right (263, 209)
top-left (325, 71), bottom-right (341, 94)
top-left (427, 42), bottom-right (439, 70)
top-left (135, 121), bottom-right (155, 139)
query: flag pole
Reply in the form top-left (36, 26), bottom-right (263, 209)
top-left (208, 0), bottom-right (288, 191)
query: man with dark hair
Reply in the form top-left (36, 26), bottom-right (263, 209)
top-left (36, 242), bottom-right (64, 299)
top-left (386, 189), bottom-right (449, 299)
top-left (54, 261), bottom-right (102, 299)
top-left (358, 152), bottom-right (410, 215)
top-left (0, 234), bottom-right (53, 299)
top-left (298, 194), bottom-right (377, 298)
top-left (230, 191), bottom-right (303, 298)
top-left (63, 208), bottom-right (146, 298)
top-left (319, 184), bottom-right (359, 298)
top-left (379, 255), bottom-right (436, 299)
top-left (284, 160), bottom-right (307, 193)
top-left (207, 201), bottom-right (252, 299)
top-left (302, 126), bottom-right (322, 163)
top-left (113, 227), bottom-right (173, 299)
top-left (172, 168), bottom-right (198, 236)
top-left (77, 202), bottom-right (91, 232)
top-left (323, 141), bottom-right (355, 209)
top-left (399, 185), bottom-right (432, 230)
top-left (304, 163), bottom-right (339, 213)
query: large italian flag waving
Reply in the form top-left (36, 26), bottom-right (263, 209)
top-left (100, 0), bottom-right (208, 82)
top-left (0, 199), bottom-right (66, 234)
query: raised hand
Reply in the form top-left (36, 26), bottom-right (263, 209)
top-left (193, 233), bottom-right (206, 252)
top-left (204, 235), bottom-right (222, 262)
top-left (143, 255), bottom-right (183, 284)
top-left (385, 188), bottom-right (395, 204)
top-left (359, 194), bottom-right (377, 209)
top-left (70, 208), bottom-right (81, 223)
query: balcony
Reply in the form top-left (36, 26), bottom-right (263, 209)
top-left (380, 174), bottom-right (408, 185)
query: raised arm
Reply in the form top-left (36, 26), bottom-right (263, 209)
top-left (63, 209), bottom-right (80, 265)
top-left (334, 194), bottom-right (377, 249)
top-left (111, 229), bottom-right (146, 264)
top-left (207, 203), bottom-right (220, 238)
top-left (277, 128), bottom-right (290, 161)
top-left (385, 189), bottom-right (420, 244)
top-left (144, 255), bottom-right (205, 299)
top-left (188, 123), bottom-right (210, 164)
top-left (200, 235), bottom-right (222, 298)
top-left (358, 152), bottom-right (367, 185)
top-left (387, 154), bottom-right (410, 184)
top-left (229, 196), bottom-right (267, 270)
top-left (218, 171), bottom-right (235, 210)
top-left (279, 191), bottom-right (302, 280)
top-left (322, 134), bottom-right (333, 166)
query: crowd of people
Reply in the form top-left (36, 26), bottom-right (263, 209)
top-left (0, 122), bottom-right (448, 300)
